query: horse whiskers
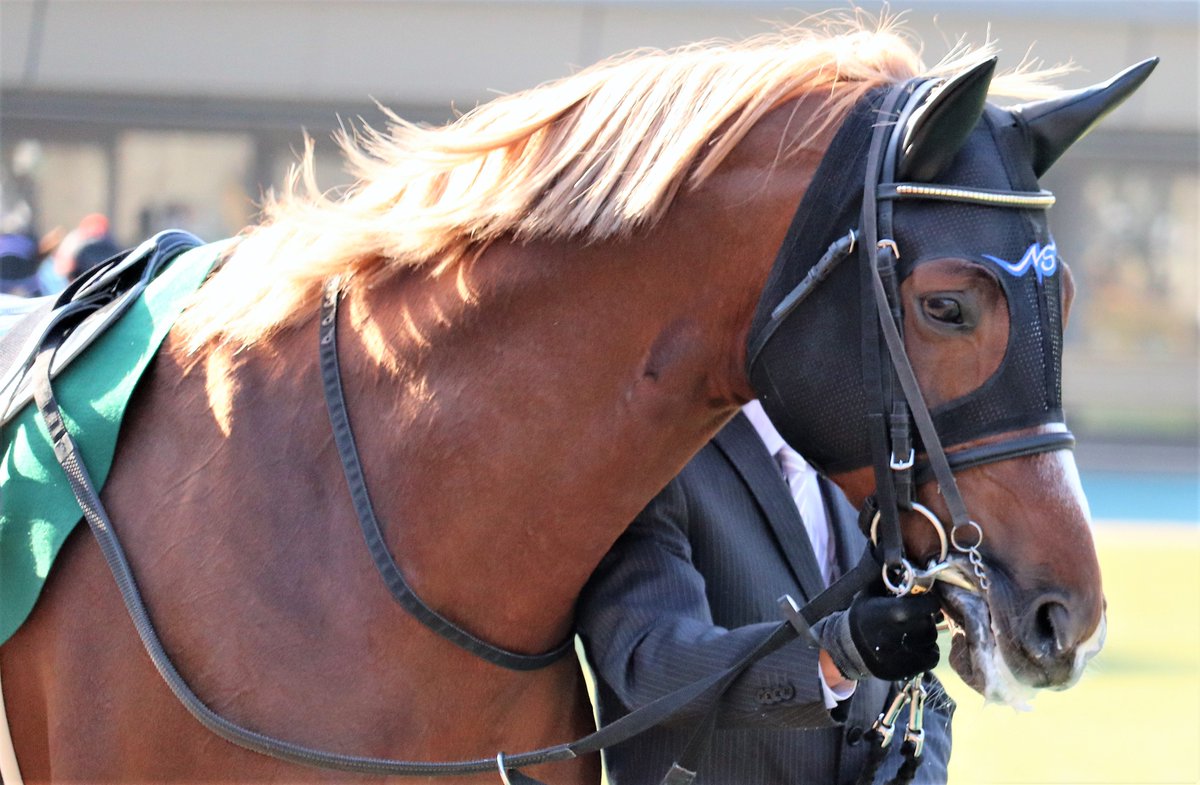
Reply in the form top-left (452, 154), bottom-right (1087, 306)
top-left (922, 676), bottom-right (956, 712)
top-left (942, 578), bottom-right (1039, 709)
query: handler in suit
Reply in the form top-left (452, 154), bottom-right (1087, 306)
top-left (576, 401), bottom-right (953, 784)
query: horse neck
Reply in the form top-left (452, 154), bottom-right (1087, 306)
top-left (330, 248), bottom-right (747, 652)
top-left (262, 106), bottom-right (822, 656)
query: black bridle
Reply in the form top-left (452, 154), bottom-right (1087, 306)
top-left (740, 74), bottom-right (1081, 783)
top-left (867, 85), bottom-right (1072, 593)
top-left (747, 75), bottom-right (1076, 597)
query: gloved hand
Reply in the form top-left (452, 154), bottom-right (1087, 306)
top-left (811, 591), bottom-right (942, 682)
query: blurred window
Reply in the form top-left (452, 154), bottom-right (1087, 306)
top-left (115, 130), bottom-right (255, 242)
top-left (1048, 146), bottom-right (1199, 441)
top-left (20, 140), bottom-right (109, 238)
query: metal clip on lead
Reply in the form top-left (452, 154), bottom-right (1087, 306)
top-left (872, 685), bottom-right (911, 748)
top-left (902, 677), bottom-right (928, 757)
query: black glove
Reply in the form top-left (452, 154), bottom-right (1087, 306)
top-left (812, 591), bottom-right (942, 682)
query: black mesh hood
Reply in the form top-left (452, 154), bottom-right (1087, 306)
top-left (745, 91), bottom-right (884, 473)
top-left (747, 92), bottom-right (1067, 474)
top-left (904, 106), bottom-right (1064, 449)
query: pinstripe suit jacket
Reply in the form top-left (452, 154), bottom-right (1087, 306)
top-left (576, 413), bottom-right (953, 784)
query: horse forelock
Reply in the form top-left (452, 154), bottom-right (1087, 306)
top-left (177, 15), bottom-right (1064, 352)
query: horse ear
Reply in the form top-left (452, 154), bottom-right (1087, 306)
top-left (897, 57), bottom-right (998, 182)
top-left (1010, 58), bottom-right (1159, 177)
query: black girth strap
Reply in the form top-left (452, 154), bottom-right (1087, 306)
top-left (318, 278), bottom-right (572, 671)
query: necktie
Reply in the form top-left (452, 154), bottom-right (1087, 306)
top-left (776, 445), bottom-right (836, 586)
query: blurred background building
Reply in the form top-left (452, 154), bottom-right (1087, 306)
top-left (1, 0), bottom-right (1197, 494)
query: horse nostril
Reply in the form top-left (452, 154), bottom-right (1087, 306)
top-left (1034, 600), bottom-right (1073, 654)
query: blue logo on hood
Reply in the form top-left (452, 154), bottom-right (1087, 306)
top-left (985, 241), bottom-right (1058, 284)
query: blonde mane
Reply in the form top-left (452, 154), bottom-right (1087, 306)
top-left (178, 15), bottom-right (1063, 350)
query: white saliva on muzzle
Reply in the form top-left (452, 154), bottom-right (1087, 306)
top-left (939, 561), bottom-right (1105, 710)
top-left (939, 566), bottom-right (1038, 710)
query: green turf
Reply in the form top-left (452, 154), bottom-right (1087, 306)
top-left (937, 524), bottom-right (1200, 784)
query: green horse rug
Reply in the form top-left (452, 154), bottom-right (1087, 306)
top-left (0, 235), bottom-right (229, 645)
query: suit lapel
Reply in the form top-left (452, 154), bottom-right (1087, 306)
top-left (819, 474), bottom-right (870, 577)
top-left (713, 413), bottom-right (827, 603)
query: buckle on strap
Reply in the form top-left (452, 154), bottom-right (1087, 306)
top-left (889, 448), bottom-right (915, 471)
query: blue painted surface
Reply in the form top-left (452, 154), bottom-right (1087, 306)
top-left (1080, 470), bottom-right (1199, 524)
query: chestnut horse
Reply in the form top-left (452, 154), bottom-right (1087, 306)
top-left (0, 23), bottom-right (1153, 784)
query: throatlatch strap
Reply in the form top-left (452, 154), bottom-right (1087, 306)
top-left (318, 280), bottom-right (573, 671)
top-left (745, 230), bottom-right (857, 368)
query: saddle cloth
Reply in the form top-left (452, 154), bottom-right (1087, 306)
top-left (0, 238), bottom-right (229, 646)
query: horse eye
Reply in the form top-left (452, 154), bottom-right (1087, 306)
top-left (922, 295), bottom-right (964, 325)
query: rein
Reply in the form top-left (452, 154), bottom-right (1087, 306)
top-left (318, 278), bottom-right (572, 671)
top-left (30, 312), bottom-right (862, 779)
top-left (25, 253), bottom-right (871, 782)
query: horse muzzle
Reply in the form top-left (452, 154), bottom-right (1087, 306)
top-left (937, 565), bottom-right (1106, 707)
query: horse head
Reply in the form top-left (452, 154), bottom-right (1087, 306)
top-left (747, 57), bottom-right (1157, 706)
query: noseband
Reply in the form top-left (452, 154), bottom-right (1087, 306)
top-left (747, 78), bottom-right (1076, 596)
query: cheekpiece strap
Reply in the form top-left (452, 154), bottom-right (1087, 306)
top-left (863, 79), bottom-right (980, 573)
top-left (745, 230), bottom-right (857, 370)
top-left (859, 81), bottom-right (930, 568)
top-left (863, 77), bottom-right (1074, 584)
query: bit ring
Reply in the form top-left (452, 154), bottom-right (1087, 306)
top-left (870, 502), bottom-right (949, 564)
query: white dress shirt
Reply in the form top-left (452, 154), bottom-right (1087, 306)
top-left (741, 400), bottom-right (836, 585)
